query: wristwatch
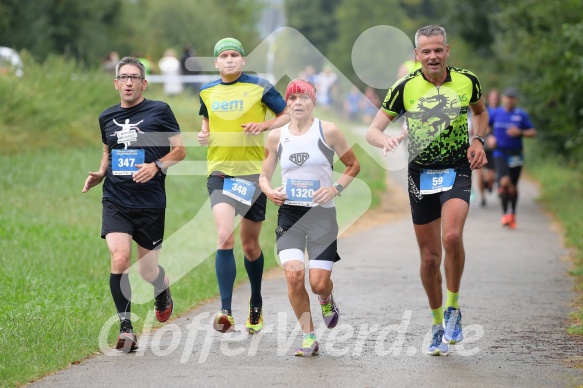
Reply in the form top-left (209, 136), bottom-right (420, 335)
top-left (333, 183), bottom-right (344, 197)
top-left (472, 136), bottom-right (485, 146)
top-left (154, 159), bottom-right (164, 171)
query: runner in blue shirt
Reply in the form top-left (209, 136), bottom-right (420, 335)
top-left (489, 87), bottom-right (536, 229)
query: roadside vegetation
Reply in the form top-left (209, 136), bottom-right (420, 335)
top-left (526, 142), bottom-right (583, 336)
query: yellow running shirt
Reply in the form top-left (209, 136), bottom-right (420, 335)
top-left (199, 73), bottom-right (286, 176)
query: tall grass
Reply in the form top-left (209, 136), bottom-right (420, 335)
top-left (525, 141), bottom-right (583, 335)
top-left (0, 57), bottom-right (387, 386)
top-left (0, 52), bottom-right (118, 155)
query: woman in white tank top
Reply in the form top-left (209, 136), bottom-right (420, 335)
top-left (259, 79), bottom-right (360, 356)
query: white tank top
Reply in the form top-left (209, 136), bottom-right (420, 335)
top-left (278, 118), bottom-right (335, 207)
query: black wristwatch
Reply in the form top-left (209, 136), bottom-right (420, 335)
top-left (333, 183), bottom-right (344, 197)
top-left (472, 136), bottom-right (485, 146)
top-left (154, 159), bottom-right (164, 171)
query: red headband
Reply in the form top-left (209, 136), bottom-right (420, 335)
top-left (285, 79), bottom-right (316, 105)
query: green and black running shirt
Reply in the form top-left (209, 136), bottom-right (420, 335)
top-left (382, 66), bottom-right (482, 166)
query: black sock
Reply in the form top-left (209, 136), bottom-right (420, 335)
top-left (245, 252), bottom-right (264, 307)
top-left (499, 189), bottom-right (509, 213)
top-left (110, 273), bottom-right (131, 322)
top-left (510, 192), bottom-right (518, 213)
top-left (151, 265), bottom-right (166, 291)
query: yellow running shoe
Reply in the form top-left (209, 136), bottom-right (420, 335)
top-left (245, 301), bottom-right (263, 334)
top-left (294, 335), bottom-right (319, 357)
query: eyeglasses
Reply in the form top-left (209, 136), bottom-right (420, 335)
top-left (117, 74), bottom-right (143, 82)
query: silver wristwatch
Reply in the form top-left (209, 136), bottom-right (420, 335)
top-left (472, 136), bottom-right (485, 146)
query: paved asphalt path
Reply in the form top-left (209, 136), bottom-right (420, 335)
top-left (32, 153), bottom-right (583, 387)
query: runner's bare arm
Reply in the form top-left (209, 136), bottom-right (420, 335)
top-left (82, 143), bottom-right (109, 193)
top-left (468, 98), bottom-right (488, 170)
top-left (133, 133), bottom-right (186, 184)
top-left (259, 129), bottom-right (286, 206)
top-left (198, 118), bottom-right (210, 145)
top-left (159, 133), bottom-right (186, 168)
top-left (241, 108), bottom-right (290, 134)
top-left (313, 121), bottom-right (360, 203)
top-left (366, 110), bottom-right (405, 155)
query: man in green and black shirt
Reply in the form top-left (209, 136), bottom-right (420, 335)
top-left (366, 25), bottom-right (489, 356)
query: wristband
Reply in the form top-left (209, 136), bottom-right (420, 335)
top-left (472, 136), bottom-right (485, 146)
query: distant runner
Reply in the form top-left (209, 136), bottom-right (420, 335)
top-left (489, 87), bottom-right (537, 229)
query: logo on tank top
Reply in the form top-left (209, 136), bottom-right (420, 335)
top-left (289, 152), bottom-right (309, 166)
top-left (110, 118), bottom-right (144, 149)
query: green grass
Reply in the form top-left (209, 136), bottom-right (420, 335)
top-left (0, 71), bottom-right (387, 385)
top-left (525, 141), bottom-right (583, 336)
top-left (0, 53), bottom-right (118, 155)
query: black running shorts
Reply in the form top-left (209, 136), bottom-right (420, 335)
top-left (276, 204), bottom-right (340, 263)
top-left (206, 172), bottom-right (266, 222)
top-left (101, 199), bottom-right (165, 250)
top-left (495, 155), bottom-right (522, 186)
top-left (407, 158), bottom-right (472, 225)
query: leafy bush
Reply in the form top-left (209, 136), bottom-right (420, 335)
top-left (0, 51), bottom-right (117, 154)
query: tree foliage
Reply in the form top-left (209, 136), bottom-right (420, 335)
top-left (284, 0), bottom-right (414, 103)
top-left (327, 0), bottom-right (408, 90)
top-left (1, 0), bottom-right (581, 161)
top-left (0, 0), bottom-right (262, 68)
top-left (283, 0), bottom-right (339, 63)
top-left (438, 0), bottom-right (583, 162)
top-left (0, 0), bottom-right (122, 65)
top-left (397, 0), bottom-right (440, 35)
top-left (439, 0), bottom-right (499, 57)
top-left (121, 0), bottom-right (262, 61)
top-left (495, 0), bottom-right (583, 162)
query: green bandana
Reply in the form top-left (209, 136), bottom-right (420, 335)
top-left (214, 38), bottom-right (245, 57)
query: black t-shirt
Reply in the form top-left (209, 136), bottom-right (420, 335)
top-left (99, 99), bottom-right (181, 208)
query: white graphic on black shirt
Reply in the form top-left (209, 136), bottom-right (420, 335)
top-left (110, 119), bottom-right (144, 149)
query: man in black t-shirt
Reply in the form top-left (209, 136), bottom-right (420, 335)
top-left (82, 56), bottom-right (186, 352)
